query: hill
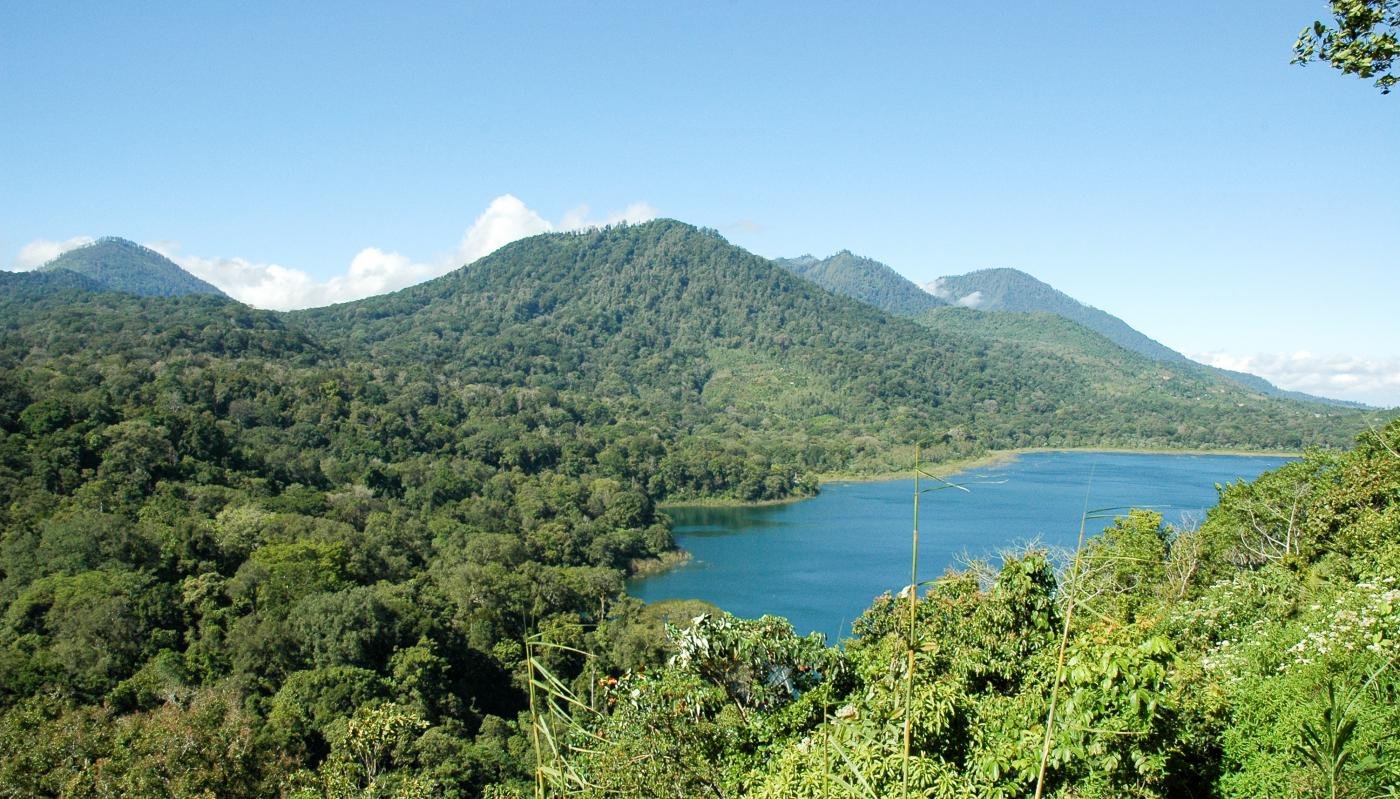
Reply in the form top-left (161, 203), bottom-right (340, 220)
top-left (773, 251), bottom-right (945, 316)
top-left (36, 236), bottom-right (227, 298)
top-left (924, 267), bottom-right (1188, 363)
top-left (771, 256), bottom-right (1362, 409)
top-left (924, 268), bottom-right (1371, 407)
top-left (296, 220), bottom-right (1372, 465)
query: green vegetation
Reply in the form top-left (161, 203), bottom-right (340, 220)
top-left (774, 251), bottom-right (946, 317)
top-left (531, 420), bottom-right (1400, 798)
top-left (775, 252), bottom-right (1367, 409)
top-left (37, 237), bottom-right (228, 298)
top-left (927, 268), bottom-right (1189, 365)
top-left (1295, 0), bottom-right (1400, 93)
top-left (0, 219), bottom-right (1393, 796)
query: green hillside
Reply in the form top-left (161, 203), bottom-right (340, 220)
top-left (297, 220), bottom-right (1368, 467)
top-left (925, 267), bottom-right (1368, 409)
top-left (37, 237), bottom-right (227, 298)
top-left (927, 267), bottom-right (1187, 363)
top-left (774, 251), bottom-right (946, 316)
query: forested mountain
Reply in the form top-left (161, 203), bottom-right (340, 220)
top-left (34, 236), bottom-right (227, 298)
top-left (924, 267), bottom-right (1188, 363)
top-left (0, 219), bottom-right (1392, 797)
top-left (772, 252), bottom-right (1366, 409)
top-left (297, 220), bottom-right (1367, 465)
top-left (924, 268), bottom-right (1372, 408)
top-left (773, 251), bottom-right (945, 316)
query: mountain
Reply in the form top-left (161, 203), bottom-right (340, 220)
top-left (923, 268), bottom-right (1187, 363)
top-left (773, 251), bottom-right (945, 316)
top-left (773, 254), bottom-right (1362, 408)
top-left (922, 268), bottom-right (1367, 407)
top-left (1204, 365), bottom-right (1370, 409)
top-left (296, 220), bottom-right (1371, 463)
top-left (36, 237), bottom-right (227, 298)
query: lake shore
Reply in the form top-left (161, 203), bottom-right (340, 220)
top-left (643, 446), bottom-right (1297, 582)
top-left (659, 446), bottom-right (1300, 510)
top-left (816, 446), bottom-right (1300, 486)
top-left (628, 548), bottom-right (693, 578)
top-left (631, 450), bottom-right (1296, 638)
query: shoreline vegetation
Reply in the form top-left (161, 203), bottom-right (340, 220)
top-left (657, 445), bottom-right (1302, 510)
top-left (626, 548), bottom-right (693, 578)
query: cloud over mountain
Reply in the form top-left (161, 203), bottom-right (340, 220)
top-left (1194, 351), bottom-right (1400, 408)
top-left (12, 236), bottom-right (95, 270)
top-left (9, 195), bottom-right (657, 310)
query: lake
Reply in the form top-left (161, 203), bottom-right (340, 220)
top-left (628, 451), bottom-right (1290, 643)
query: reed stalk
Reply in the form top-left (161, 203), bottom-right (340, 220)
top-left (903, 445), bottom-right (969, 799)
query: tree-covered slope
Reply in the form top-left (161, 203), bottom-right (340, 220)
top-left (925, 267), bottom-right (1188, 364)
top-left (774, 251), bottom-right (946, 316)
top-left (0, 277), bottom-right (687, 797)
top-left (36, 236), bottom-right (227, 298)
top-left (924, 267), bottom-right (1364, 408)
top-left (296, 220), bottom-right (1372, 465)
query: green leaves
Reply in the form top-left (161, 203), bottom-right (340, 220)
top-left (1294, 0), bottom-right (1400, 93)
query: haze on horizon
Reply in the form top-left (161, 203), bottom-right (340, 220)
top-left (2, 2), bottom-right (1396, 406)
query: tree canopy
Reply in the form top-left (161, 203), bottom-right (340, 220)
top-left (1295, 0), bottom-right (1400, 93)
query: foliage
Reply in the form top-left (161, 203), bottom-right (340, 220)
top-left (773, 251), bottom-right (946, 317)
top-left (1295, 0), bottom-right (1400, 93)
top-left (535, 420), bottom-right (1400, 799)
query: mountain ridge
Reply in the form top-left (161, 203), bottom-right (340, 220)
top-left (34, 236), bottom-right (227, 298)
top-left (291, 219), bottom-right (1371, 462)
top-left (921, 267), bottom-right (1188, 363)
top-left (774, 247), bottom-right (1364, 408)
top-left (773, 251), bottom-right (945, 316)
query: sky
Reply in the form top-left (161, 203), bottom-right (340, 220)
top-left (2, 2), bottom-right (1397, 406)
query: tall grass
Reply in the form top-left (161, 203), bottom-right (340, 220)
top-left (903, 444), bottom-right (969, 799)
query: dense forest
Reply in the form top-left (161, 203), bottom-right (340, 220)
top-left (0, 220), bottom-right (1393, 797)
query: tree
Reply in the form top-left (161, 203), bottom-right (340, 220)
top-left (1295, 1), bottom-right (1400, 93)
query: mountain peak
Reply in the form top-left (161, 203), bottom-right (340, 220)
top-left (40, 238), bottom-right (227, 298)
top-left (774, 250), bottom-right (946, 316)
top-left (924, 267), bottom-right (1183, 361)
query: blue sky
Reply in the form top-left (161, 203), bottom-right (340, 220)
top-left (2, 2), bottom-right (1397, 405)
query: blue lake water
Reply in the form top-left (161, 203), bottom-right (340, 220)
top-left (628, 451), bottom-right (1290, 643)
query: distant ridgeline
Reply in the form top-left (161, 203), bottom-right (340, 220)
top-left (777, 251), bottom-right (1370, 409)
top-left (36, 236), bottom-right (227, 298)
top-left (0, 219), bottom-right (1392, 796)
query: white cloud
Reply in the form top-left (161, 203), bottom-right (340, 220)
top-left (140, 194), bottom-right (657, 311)
top-left (12, 235), bottom-right (95, 270)
top-left (920, 278), bottom-right (983, 308)
top-left (956, 290), bottom-right (984, 309)
top-left (456, 194), bottom-right (555, 265)
top-left (556, 201), bottom-right (660, 235)
top-left (920, 278), bottom-right (950, 299)
top-left (1193, 350), bottom-right (1400, 407)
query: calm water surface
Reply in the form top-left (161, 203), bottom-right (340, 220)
top-left (628, 451), bottom-right (1289, 643)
